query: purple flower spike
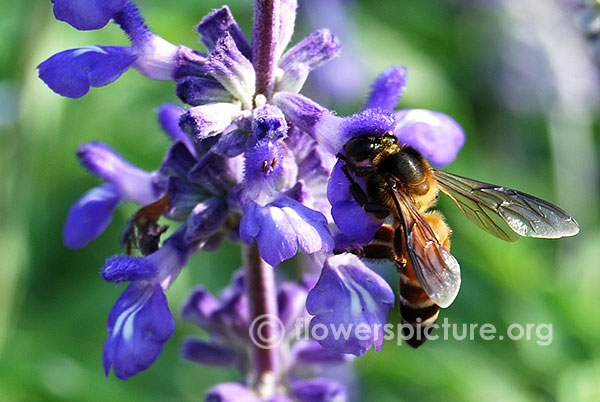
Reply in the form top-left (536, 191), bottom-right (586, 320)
top-left (38, 46), bottom-right (136, 98)
top-left (273, 92), bottom-right (343, 154)
top-left (239, 195), bottom-right (334, 267)
top-left (393, 109), bottom-right (465, 167)
top-left (103, 281), bottom-right (175, 380)
top-left (63, 183), bottom-right (121, 248)
top-left (291, 379), bottom-right (347, 402)
top-left (327, 160), bottom-right (383, 243)
top-left (365, 66), bottom-right (407, 111)
top-left (277, 30), bottom-right (341, 93)
top-left (205, 383), bottom-right (261, 402)
top-left (197, 6), bottom-right (251, 59)
top-left (77, 142), bottom-right (164, 205)
top-left (52, 0), bottom-right (127, 31)
top-left (306, 254), bottom-right (395, 355)
top-left (181, 338), bottom-right (237, 367)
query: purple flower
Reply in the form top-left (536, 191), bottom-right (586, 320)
top-left (41, 1), bottom-right (470, 399)
top-left (52, 0), bottom-right (127, 30)
top-left (63, 143), bottom-right (165, 248)
top-left (102, 228), bottom-right (198, 379)
top-left (306, 254), bottom-right (395, 355)
top-left (37, 46), bottom-right (136, 98)
top-left (40, 2), bottom-right (182, 97)
top-left (103, 281), bottom-right (174, 380)
top-left (63, 183), bottom-right (121, 248)
top-left (240, 195), bottom-right (334, 267)
top-left (182, 271), bottom-right (350, 400)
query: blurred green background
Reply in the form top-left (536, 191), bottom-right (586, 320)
top-left (1, 0), bottom-right (599, 401)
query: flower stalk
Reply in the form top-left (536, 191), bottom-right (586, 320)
top-left (252, 0), bottom-right (279, 99)
top-left (243, 242), bottom-right (279, 399)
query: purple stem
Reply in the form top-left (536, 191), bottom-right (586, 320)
top-left (244, 243), bottom-right (279, 398)
top-left (252, 0), bottom-right (280, 99)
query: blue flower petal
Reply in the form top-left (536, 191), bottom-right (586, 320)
top-left (327, 160), bottom-right (382, 244)
top-left (239, 195), bottom-right (334, 266)
top-left (63, 183), bottom-right (121, 249)
top-left (103, 281), bottom-right (175, 380)
top-left (78, 142), bottom-right (164, 205)
top-left (306, 255), bottom-right (395, 355)
top-left (52, 0), bottom-right (127, 30)
top-left (364, 66), bottom-right (407, 111)
top-left (38, 45), bottom-right (136, 98)
top-left (393, 109), bottom-right (465, 167)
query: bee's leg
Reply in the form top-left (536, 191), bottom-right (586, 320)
top-left (340, 163), bottom-right (390, 218)
top-left (353, 166), bottom-right (378, 177)
top-left (423, 211), bottom-right (452, 251)
top-left (394, 225), bottom-right (408, 269)
top-left (359, 225), bottom-right (407, 267)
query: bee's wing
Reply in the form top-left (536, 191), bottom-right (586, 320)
top-left (390, 188), bottom-right (461, 308)
top-left (434, 170), bottom-right (579, 241)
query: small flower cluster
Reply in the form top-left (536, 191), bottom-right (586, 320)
top-left (181, 271), bottom-right (351, 401)
top-left (39, 0), bottom-right (465, 399)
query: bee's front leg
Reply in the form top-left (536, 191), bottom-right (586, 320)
top-left (340, 163), bottom-right (390, 219)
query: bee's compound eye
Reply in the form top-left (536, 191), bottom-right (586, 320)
top-left (343, 136), bottom-right (378, 162)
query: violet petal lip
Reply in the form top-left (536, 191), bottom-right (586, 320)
top-left (63, 183), bottom-right (121, 249)
top-left (393, 109), bottom-right (466, 167)
top-left (239, 195), bottom-right (334, 267)
top-left (52, 0), bottom-right (127, 31)
top-left (38, 45), bottom-right (136, 98)
top-left (77, 142), bottom-right (164, 205)
top-left (306, 254), bottom-right (395, 356)
top-left (103, 282), bottom-right (175, 380)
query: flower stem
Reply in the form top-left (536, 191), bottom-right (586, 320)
top-left (252, 0), bottom-right (280, 99)
top-left (244, 242), bottom-right (279, 399)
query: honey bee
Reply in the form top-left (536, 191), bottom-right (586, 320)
top-left (338, 132), bottom-right (579, 347)
top-left (121, 192), bottom-right (170, 256)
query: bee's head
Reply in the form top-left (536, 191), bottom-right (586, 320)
top-left (343, 132), bottom-right (397, 163)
